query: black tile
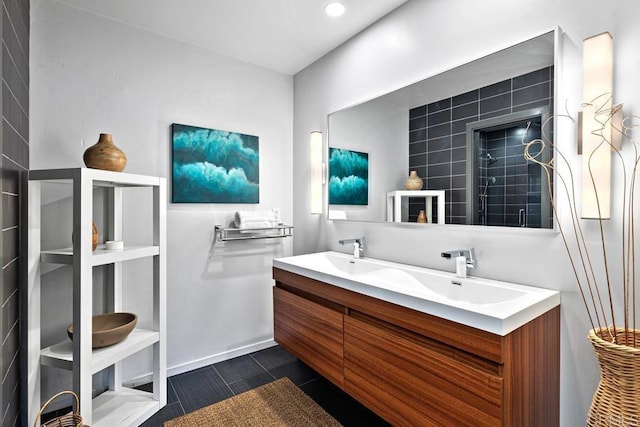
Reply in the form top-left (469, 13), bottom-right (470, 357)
top-left (451, 133), bottom-right (467, 149)
top-left (409, 153), bottom-right (426, 168)
top-left (452, 89), bottom-right (479, 106)
top-left (300, 378), bottom-right (390, 427)
top-left (480, 108), bottom-right (512, 121)
top-left (452, 101), bottom-right (478, 121)
top-left (428, 150), bottom-right (450, 164)
top-left (228, 372), bottom-right (276, 394)
top-left (427, 163), bottom-right (450, 178)
top-left (251, 347), bottom-right (296, 371)
top-left (2, 227), bottom-right (18, 267)
top-left (427, 123), bottom-right (451, 139)
top-left (427, 109), bottom-right (451, 127)
top-left (480, 79), bottom-right (511, 99)
top-left (513, 82), bottom-right (550, 106)
top-left (451, 175), bottom-right (466, 189)
top-left (513, 67), bottom-right (551, 90)
top-left (170, 366), bottom-right (233, 413)
top-left (409, 166), bottom-right (427, 180)
top-left (409, 128), bottom-right (426, 143)
top-left (409, 141), bottom-right (426, 155)
top-left (269, 360), bottom-right (320, 386)
top-left (480, 93), bottom-right (511, 115)
top-left (3, 194), bottom-right (18, 229)
top-left (449, 216), bottom-right (466, 225)
top-left (450, 202), bottom-right (466, 217)
top-left (427, 98), bottom-right (451, 113)
top-left (427, 176), bottom-right (449, 190)
top-left (451, 147), bottom-right (466, 162)
top-left (409, 115), bottom-right (426, 131)
top-left (513, 99), bottom-right (551, 113)
top-left (3, 46), bottom-right (28, 114)
top-left (213, 354), bottom-right (267, 384)
top-left (409, 105), bottom-right (426, 119)
top-left (427, 136), bottom-right (451, 152)
top-left (451, 161), bottom-right (467, 176)
top-left (452, 117), bottom-right (478, 134)
top-left (2, 259), bottom-right (17, 306)
top-left (2, 157), bottom-right (22, 194)
top-left (140, 402), bottom-right (185, 427)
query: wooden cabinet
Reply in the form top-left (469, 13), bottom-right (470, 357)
top-left (273, 267), bottom-right (560, 427)
top-left (273, 287), bottom-right (344, 387)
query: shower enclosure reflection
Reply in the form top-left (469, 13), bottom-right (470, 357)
top-left (466, 108), bottom-right (551, 228)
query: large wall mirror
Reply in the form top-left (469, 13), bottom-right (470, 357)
top-left (327, 29), bottom-right (557, 228)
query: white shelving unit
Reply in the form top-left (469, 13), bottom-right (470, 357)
top-left (386, 190), bottom-right (446, 224)
top-left (26, 168), bottom-right (167, 427)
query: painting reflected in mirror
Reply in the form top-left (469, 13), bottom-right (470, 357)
top-left (327, 30), bottom-right (556, 228)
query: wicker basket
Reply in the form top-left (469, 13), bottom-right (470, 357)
top-left (587, 327), bottom-right (640, 427)
top-left (34, 390), bottom-right (83, 427)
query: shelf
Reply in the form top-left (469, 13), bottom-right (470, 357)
top-left (214, 224), bottom-right (294, 242)
top-left (386, 190), bottom-right (446, 224)
top-left (40, 329), bottom-right (160, 373)
top-left (29, 167), bottom-right (162, 188)
top-left (41, 245), bottom-right (161, 266)
top-left (92, 387), bottom-right (160, 427)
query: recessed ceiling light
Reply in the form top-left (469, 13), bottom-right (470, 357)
top-left (325, 2), bottom-right (346, 17)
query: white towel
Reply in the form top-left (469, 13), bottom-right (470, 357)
top-left (234, 209), bottom-right (281, 229)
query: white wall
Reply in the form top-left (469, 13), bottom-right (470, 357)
top-left (328, 98), bottom-right (407, 221)
top-left (30, 0), bottom-right (293, 394)
top-left (293, 0), bottom-right (640, 425)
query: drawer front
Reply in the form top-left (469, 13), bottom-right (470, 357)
top-left (344, 316), bottom-right (502, 427)
top-left (273, 287), bottom-right (344, 387)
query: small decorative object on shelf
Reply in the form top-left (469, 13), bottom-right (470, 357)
top-left (404, 170), bottom-right (423, 190)
top-left (92, 222), bottom-right (99, 251)
top-left (83, 133), bottom-right (127, 172)
top-left (417, 210), bottom-right (428, 223)
top-left (67, 312), bottom-right (137, 349)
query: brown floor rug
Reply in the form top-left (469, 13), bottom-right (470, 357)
top-left (164, 377), bottom-right (343, 426)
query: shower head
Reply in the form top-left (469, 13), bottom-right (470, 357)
top-left (488, 176), bottom-right (496, 185)
top-left (486, 153), bottom-right (498, 165)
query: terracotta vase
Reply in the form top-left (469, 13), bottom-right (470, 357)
top-left (417, 210), bottom-right (428, 223)
top-left (587, 327), bottom-right (640, 426)
top-left (92, 222), bottom-right (99, 251)
top-left (83, 133), bottom-right (127, 172)
top-left (405, 170), bottom-right (423, 190)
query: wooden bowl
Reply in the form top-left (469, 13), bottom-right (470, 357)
top-left (67, 312), bottom-right (137, 348)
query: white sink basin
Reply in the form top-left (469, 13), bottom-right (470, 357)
top-left (273, 251), bottom-right (560, 335)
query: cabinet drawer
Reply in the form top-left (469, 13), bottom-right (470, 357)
top-left (273, 287), bottom-right (344, 387)
top-left (344, 316), bottom-right (502, 427)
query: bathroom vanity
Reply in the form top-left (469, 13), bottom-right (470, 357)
top-left (272, 252), bottom-right (560, 426)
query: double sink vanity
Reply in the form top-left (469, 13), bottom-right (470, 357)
top-left (272, 251), bottom-right (560, 426)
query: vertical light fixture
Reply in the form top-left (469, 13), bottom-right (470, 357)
top-left (310, 131), bottom-right (324, 214)
top-left (581, 32), bottom-right (613, 219)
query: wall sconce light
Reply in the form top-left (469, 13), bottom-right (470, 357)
top-left (581, 32), bottom-right (613, 219)
top-left (310, 131), bottom-right (324, 214)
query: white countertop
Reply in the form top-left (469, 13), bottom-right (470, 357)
top-left (273, 251), bottom-right (560, 336)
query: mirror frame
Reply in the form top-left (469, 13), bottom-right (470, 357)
top-left (325, 27), bottom-right (561, 230)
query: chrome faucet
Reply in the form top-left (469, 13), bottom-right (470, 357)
top-left (441, 248), bottom-right (477, 277)
top-left (339, 236), bottom-right (366, 258)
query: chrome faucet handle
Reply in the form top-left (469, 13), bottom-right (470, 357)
top-left (339, 236), bottom-right (366, 258)
top-left (441, 248), bottom-right (477, 269)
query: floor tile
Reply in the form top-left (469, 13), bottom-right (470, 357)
top-left (135, 379), bottom-right (179, 404)
top-left (169, 366), bottom-right (233, 413)
top-left (251, 344), bottom-right (297, 370)
top-left (140, 402), bottom-right (185, 427)
top-left (301, 377), bottom-right (390, 427)
top-left (228, 371), bottom-right (277, 394)
top-left (269, 359), bottom-right (320, 385)
top-left (213, 354), bottom-right (267, 384)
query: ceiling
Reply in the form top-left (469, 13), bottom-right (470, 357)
top-left (59, 0), bottom-right (408, 75)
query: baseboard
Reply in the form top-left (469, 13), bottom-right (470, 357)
top-left (125, 339), bottom-right (278, 387)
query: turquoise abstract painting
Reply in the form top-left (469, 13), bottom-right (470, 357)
top-left (172, 124), bottom-right (259, 203)
top-left (328, 148), bottom-right (368, 205)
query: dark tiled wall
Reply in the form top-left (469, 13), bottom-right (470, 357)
top-left (408, 66), bottom-right (553, 224)
top-left (1, 0), bottom-right (29, 425)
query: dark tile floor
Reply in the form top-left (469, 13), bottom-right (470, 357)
top-left (140, 345), bottom-right (389, 426)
